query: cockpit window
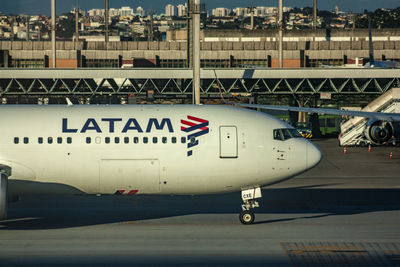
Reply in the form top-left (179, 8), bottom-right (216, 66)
top-left (274, 129), bottom-right (283, 140)
top-left (273, 128), bottom-right (302, 141)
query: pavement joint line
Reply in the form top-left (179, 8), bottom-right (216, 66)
top-left (281, 242), bottom-right (400, 266)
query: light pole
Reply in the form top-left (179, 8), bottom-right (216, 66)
top-left (278, 0), bottom-right (283, 68)
top-left (105, 0), bottom-right (109, 42)
top-left (313, 0), bottom-right (317, 29)
top-left (192, 0), bottom-right (201, 104)
top-left (51, 0), bottom-right (56, 68)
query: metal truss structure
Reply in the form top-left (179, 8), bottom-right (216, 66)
top-left (0, 69), bottom-right (399, 98)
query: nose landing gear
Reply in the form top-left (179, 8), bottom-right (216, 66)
top-left (240, 187), bottom-right (262, 225)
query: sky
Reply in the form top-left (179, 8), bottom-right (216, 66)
top-left (0, 0), bottom-right (399, 15)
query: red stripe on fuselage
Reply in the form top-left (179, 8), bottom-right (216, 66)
top-left (181, 120), bottom-right (208, 131)
top-left (187, 116), bottom-right (208, 124)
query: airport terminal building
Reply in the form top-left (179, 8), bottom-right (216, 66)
top-left (1, 29), bottom-right (400, 69)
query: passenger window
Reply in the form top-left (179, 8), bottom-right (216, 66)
top-left (105, 137), bottom-right (110, 144)
top-left (57, 137), bottom-right (62, 144)
top-left (115, 137), bottom-right (120, 144)
top-left (67, 137), bottom-right (72, 144)
top-left (181, 137), bottom-right (186, 144)
top-left (48, 137), bottom-right (53, 144)
top-left (14, 137), bottom-right (19, 144)
top-left (153, 137), bottom-right (158, 144)
top-left (162, 137), bottom-right (167, 144)
top-left (124, 137), bottom-right (129, 144)
top-left (38, 137), bottom-right (43, 144)
top-left (23, 137), bottom-right (29, 144)
top-left (172, 137), bottom-right (177, 144)
top-left (86, 137), bottom-right (91, 144)
top-left (143, 137), bottom-right (148, 144)
top-left (133, 137), bottom-right (139, 144)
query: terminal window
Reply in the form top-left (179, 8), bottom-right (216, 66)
top-left (234, 59), bottom-right (267, 67)
top-left (159, 59), bottom-right (186, 68)
top-left (11, 59), bottom-right (44, 69)
top-left (85, 59), bottom-right (118, 68)
top-left (201, 59), bottom-right (230, 68)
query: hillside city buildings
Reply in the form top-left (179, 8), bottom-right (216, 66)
top-left (0, 3), bottom-right (365, 42)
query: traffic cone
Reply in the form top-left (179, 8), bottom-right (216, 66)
top-left (389, 152), bottom-right (393, 159)
top-left (368, 144), bottom-right (371, 152)
top-left (344, 147), bottom-right (347, 154)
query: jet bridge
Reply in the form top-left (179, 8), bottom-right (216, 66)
top-left (339, 88), bottom-right (400, 146)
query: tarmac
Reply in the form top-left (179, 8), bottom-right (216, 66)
top-left (0, 138), bottom-right (399, 266)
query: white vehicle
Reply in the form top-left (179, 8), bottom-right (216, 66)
top-left (0, 104), bottom-right (322, 224)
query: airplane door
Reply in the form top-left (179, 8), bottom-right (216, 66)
top-left (99, 159), bottom-right (160, 194)
top-left (220, 126), bottom-right (238, 158)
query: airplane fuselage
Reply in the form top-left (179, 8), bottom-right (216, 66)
top-left (0, 105), bottom-right (321, 197)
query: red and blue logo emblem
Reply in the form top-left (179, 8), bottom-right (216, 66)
top-left (181, 116), bottom-right (209, 156)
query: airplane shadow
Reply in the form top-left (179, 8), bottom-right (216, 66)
top-left (1, 186), bottom-right (400, 230)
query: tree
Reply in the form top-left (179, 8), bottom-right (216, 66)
top-left (355, 8), bottom-right (400, 28)
top-left (56, 13), bottom-right (74, 38)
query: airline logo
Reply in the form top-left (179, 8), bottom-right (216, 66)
top-left (63, 118), bottom-right (174, 133)
top-left (181, 116), bottom-right (209, 156)
top-left (63, 116), bottom-right (209, 157)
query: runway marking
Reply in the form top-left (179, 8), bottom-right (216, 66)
top-left (281, 242), bottom-right (400, 266)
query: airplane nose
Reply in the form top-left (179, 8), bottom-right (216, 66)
top-left (306, 141), bottom-right (322, 169)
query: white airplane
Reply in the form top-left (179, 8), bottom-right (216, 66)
top-left (1, 103), bottom-right (398, 224)
top-left (0, 104), bottom-right (322, 225)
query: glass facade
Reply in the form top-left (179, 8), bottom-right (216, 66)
top-left (11, 59), bottom-right (44, 68)
top-left (84, 59), bottom-right (119, 68)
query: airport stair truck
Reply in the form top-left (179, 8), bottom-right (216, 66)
top-left (339, 88), bottom-right (400, 147)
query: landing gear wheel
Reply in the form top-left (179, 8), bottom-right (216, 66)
top-left (239, 210), bottom-right (255, 225)
top-left (240, 187), bottom-right (261, 225)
